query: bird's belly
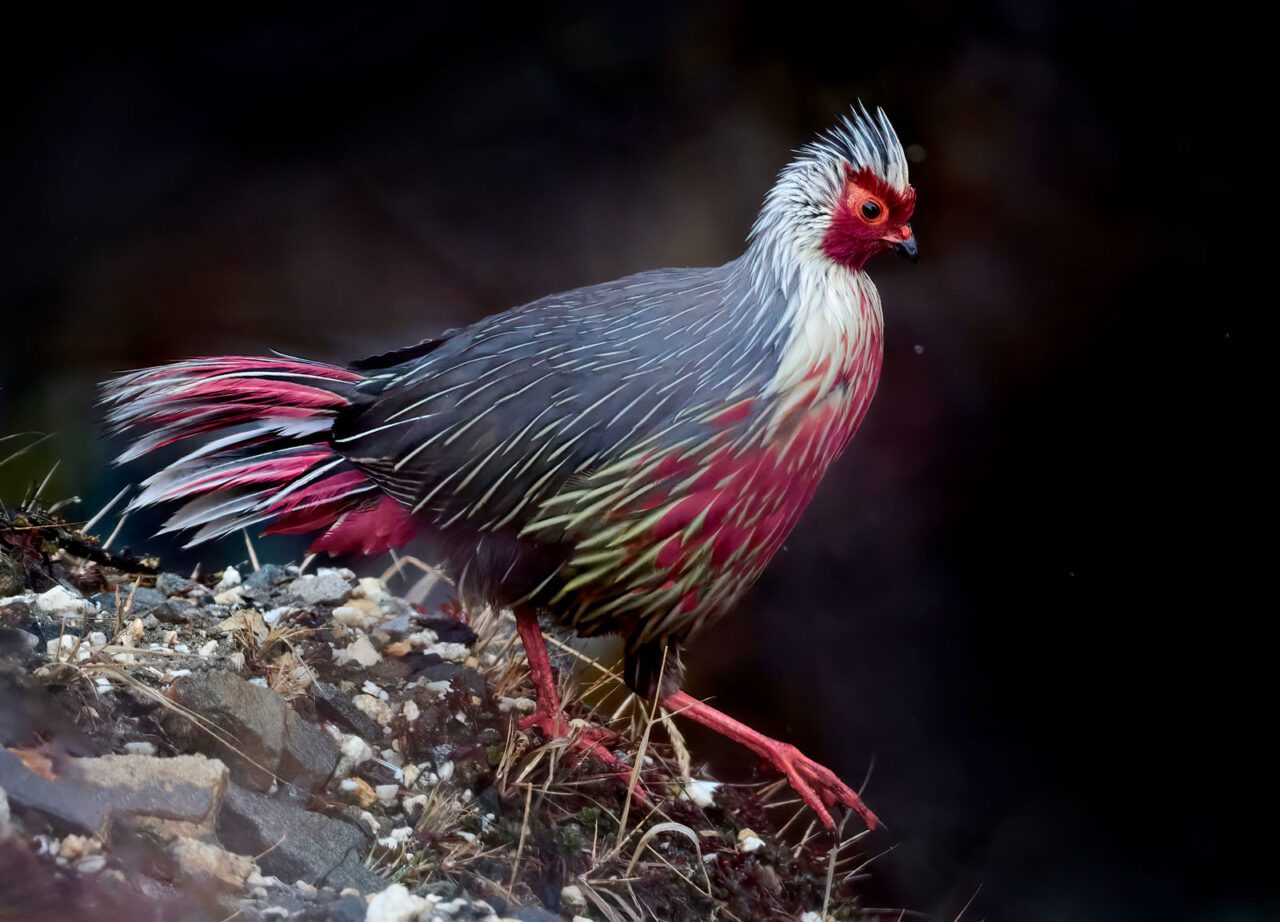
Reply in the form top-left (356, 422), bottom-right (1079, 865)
top-left (542, 385), bottom-right (873, 644)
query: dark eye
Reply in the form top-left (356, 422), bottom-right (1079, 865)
top-left (860, 199), bottom-right (883, 220)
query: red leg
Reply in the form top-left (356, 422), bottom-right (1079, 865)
top-left (512, 609), bottom-right (644, 793)
top-left (662, 690), bottom-right (879, 830)
top-left (513, 607), bottom-right (569, 736)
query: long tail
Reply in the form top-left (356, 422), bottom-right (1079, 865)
top-left (101, 356), bottom-right (416, 555)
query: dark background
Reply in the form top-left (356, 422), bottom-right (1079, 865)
top-left (1, 3), bottom-right (1269, 920)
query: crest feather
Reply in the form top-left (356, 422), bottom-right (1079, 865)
top-left (804, 102), bottom-right (910, 193)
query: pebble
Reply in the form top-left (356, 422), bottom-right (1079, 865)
top-left (560, 884), bottom-right (587, 912)
top-left (737, 828), bottom-right (765, 853)
top-left (497, 696), bottom-right (535, 714)
top-left (336, 735), bottom-right (375, 777)
top-left (375, 784), bottom-right (400, 806)
top-left (366, 882), bottom-right (429, 922)
top-left (338, 777), bottom-right (378, 809)
top-left (214, 565), bottom-right (242, 591)
top-left (353, 577), bottom-right (389, 602)
top-left (333, 632), bottom-right (381, 668)
top-left (36, 585), bottom-right (95, 618)
top-left (288, 568), bottom-right (353, 606)
top-left (353, 693), bottom-right (393, 726)
top-left (331, 605), bottom-right (371, 629)
top-left (680, 779), bottom-right (721, 809)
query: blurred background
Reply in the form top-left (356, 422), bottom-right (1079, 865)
top-left (1, 3), bottom-right (1269, 919)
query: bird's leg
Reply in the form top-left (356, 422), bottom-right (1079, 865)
top-left (513, 607), bottom-right (570, 737)
top-left (661, 690), bottom-right (879, 830)
top-left (512, 609), bottom-right (644, 791)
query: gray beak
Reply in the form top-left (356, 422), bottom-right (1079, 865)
top-left (894, 235), bottom-right (919, 262)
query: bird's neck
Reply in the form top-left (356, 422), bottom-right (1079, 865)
top-left (739, 226), bottom-right (885, 405)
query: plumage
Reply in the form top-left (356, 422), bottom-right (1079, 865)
top-left (101, 104), bottom-right (917, 830)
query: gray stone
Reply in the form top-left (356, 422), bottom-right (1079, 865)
top-left (511, 908), bottom-right (563, 922)
top-left (120, 586), bottom-right (167, 613)
top-left (0, 552), bottom-right (23, 597)
top-left (218, 784), bottom-right (381, 892)
top-left (156, 572), bottom-right (210, 598)
top-left (280, 707), bottom-right (339, 794)
top-left (150, 600), bottom-right (195, 624)
top-left (288, 569), bottom-right (353, 607)
top-left (325, 894), bottom-right (369, 922)
top-left (0, 627), bottom-right (39, 661)
top-left (243, 564), bottom-right (290, 598)
top-left (167, 670), bottom-right (338, 794)
top-left (313, 681), bottom-right (383, 741)
top-left (0, 750), bottom-right (227, 836)
top-left (168, 671), bottom-right (287, 792)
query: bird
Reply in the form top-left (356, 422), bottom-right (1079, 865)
top-left (101, 104), bottom-right (917, 831)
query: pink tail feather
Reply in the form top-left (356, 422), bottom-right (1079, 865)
top-left (102, 356), bottom-right (416, 554)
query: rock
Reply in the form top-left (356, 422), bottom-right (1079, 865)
top-left (366, 883), bottom-right (431, 922)
top-left (167, 670), bottom-right (287, 792)
top-left (0, 750), bottom-right (227, 837)
top-left (218, 784), bottom-right (381, 892)
top-left (0, 627), bottom-right (39, 661)
top-left (415, 614), bottom-right (478, 647)
top-left (110, 586), bottom-right (167, 614)
top-left (0, 552), bottom-right (25, 596)
top-left (313, 681), bottom-right (383, 741)
top-left (410, 660), bottom-right (487, 701)
top-left (680, 778), bottom-right (721, 808)
top-left (0, 783), bottom-right (10, 839)
top-left (736, 827), bottom-right (764, 853)
top-left (170, 835), bottom-right (258, 887)
top-left (337, 777), bottom-right (378, 809)
top-left (35, 586), bottom-right (94, 619)
top-left (154, 599), bottom-right (200, 624)
top-left (156, 572), bottom-right (210, 598)
top-left (353, 693), bottom-right (394, 726)
top-left (168, 670), bottom-right (337, 794)
top-left (288, 569), bottom-right (353, 607)
top-left (560, 884), bottom-right (587, 913)
top-left (326, 894), bottom-right (370, 922)
top-left (280, 707), bottom-right (339, 794)
top-left (333, 632), bottom-right (381, 668)
top-left (510, 908), bottom-right (562, 922)
top-left (242, 564), bottom-right (290, 600)
top-left (214, 566), bottom-right (242, 591)
top-left (335, 735), bottom-right (375, 778)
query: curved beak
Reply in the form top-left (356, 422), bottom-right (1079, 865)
top-left (891, 224), bottom-right (919, 263)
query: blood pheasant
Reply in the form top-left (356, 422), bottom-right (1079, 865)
top-left (102, 105), bottom-right (918, 829)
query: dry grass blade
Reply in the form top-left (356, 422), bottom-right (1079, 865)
top-left (0, 431), bottom-right (53, 470)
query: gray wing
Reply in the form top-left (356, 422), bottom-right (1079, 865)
top-left (331, 263), bottom-right (775, 540)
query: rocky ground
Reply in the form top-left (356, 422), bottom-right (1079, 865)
top-left (1, 496), bottom-right (877, 921)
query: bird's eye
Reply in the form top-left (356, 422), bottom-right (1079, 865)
top-left (860, 199), bottom-right (883, 221)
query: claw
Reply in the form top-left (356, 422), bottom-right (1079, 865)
top-left (663, 690), bottom-right (879, 830)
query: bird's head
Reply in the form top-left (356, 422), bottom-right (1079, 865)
top-left (752, 105), bottom-right (917, 275)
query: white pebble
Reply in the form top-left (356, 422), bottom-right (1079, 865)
top-left (427, 641), bottom-right (469, 663)
top-left (681, 779), bottom-right (721, 808)
top-left (737, 828), bottom-right (765, 853)
top-left (375, 784), bottom-right (400, 805)
top-left (366, 883), bottom-right (429, 922)
top-left (36, 586), bottom-right (94, 618)
top-left (333, 632), bottom-right (381, 667)
top-left (215, 565), bottom-right (242, 590)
